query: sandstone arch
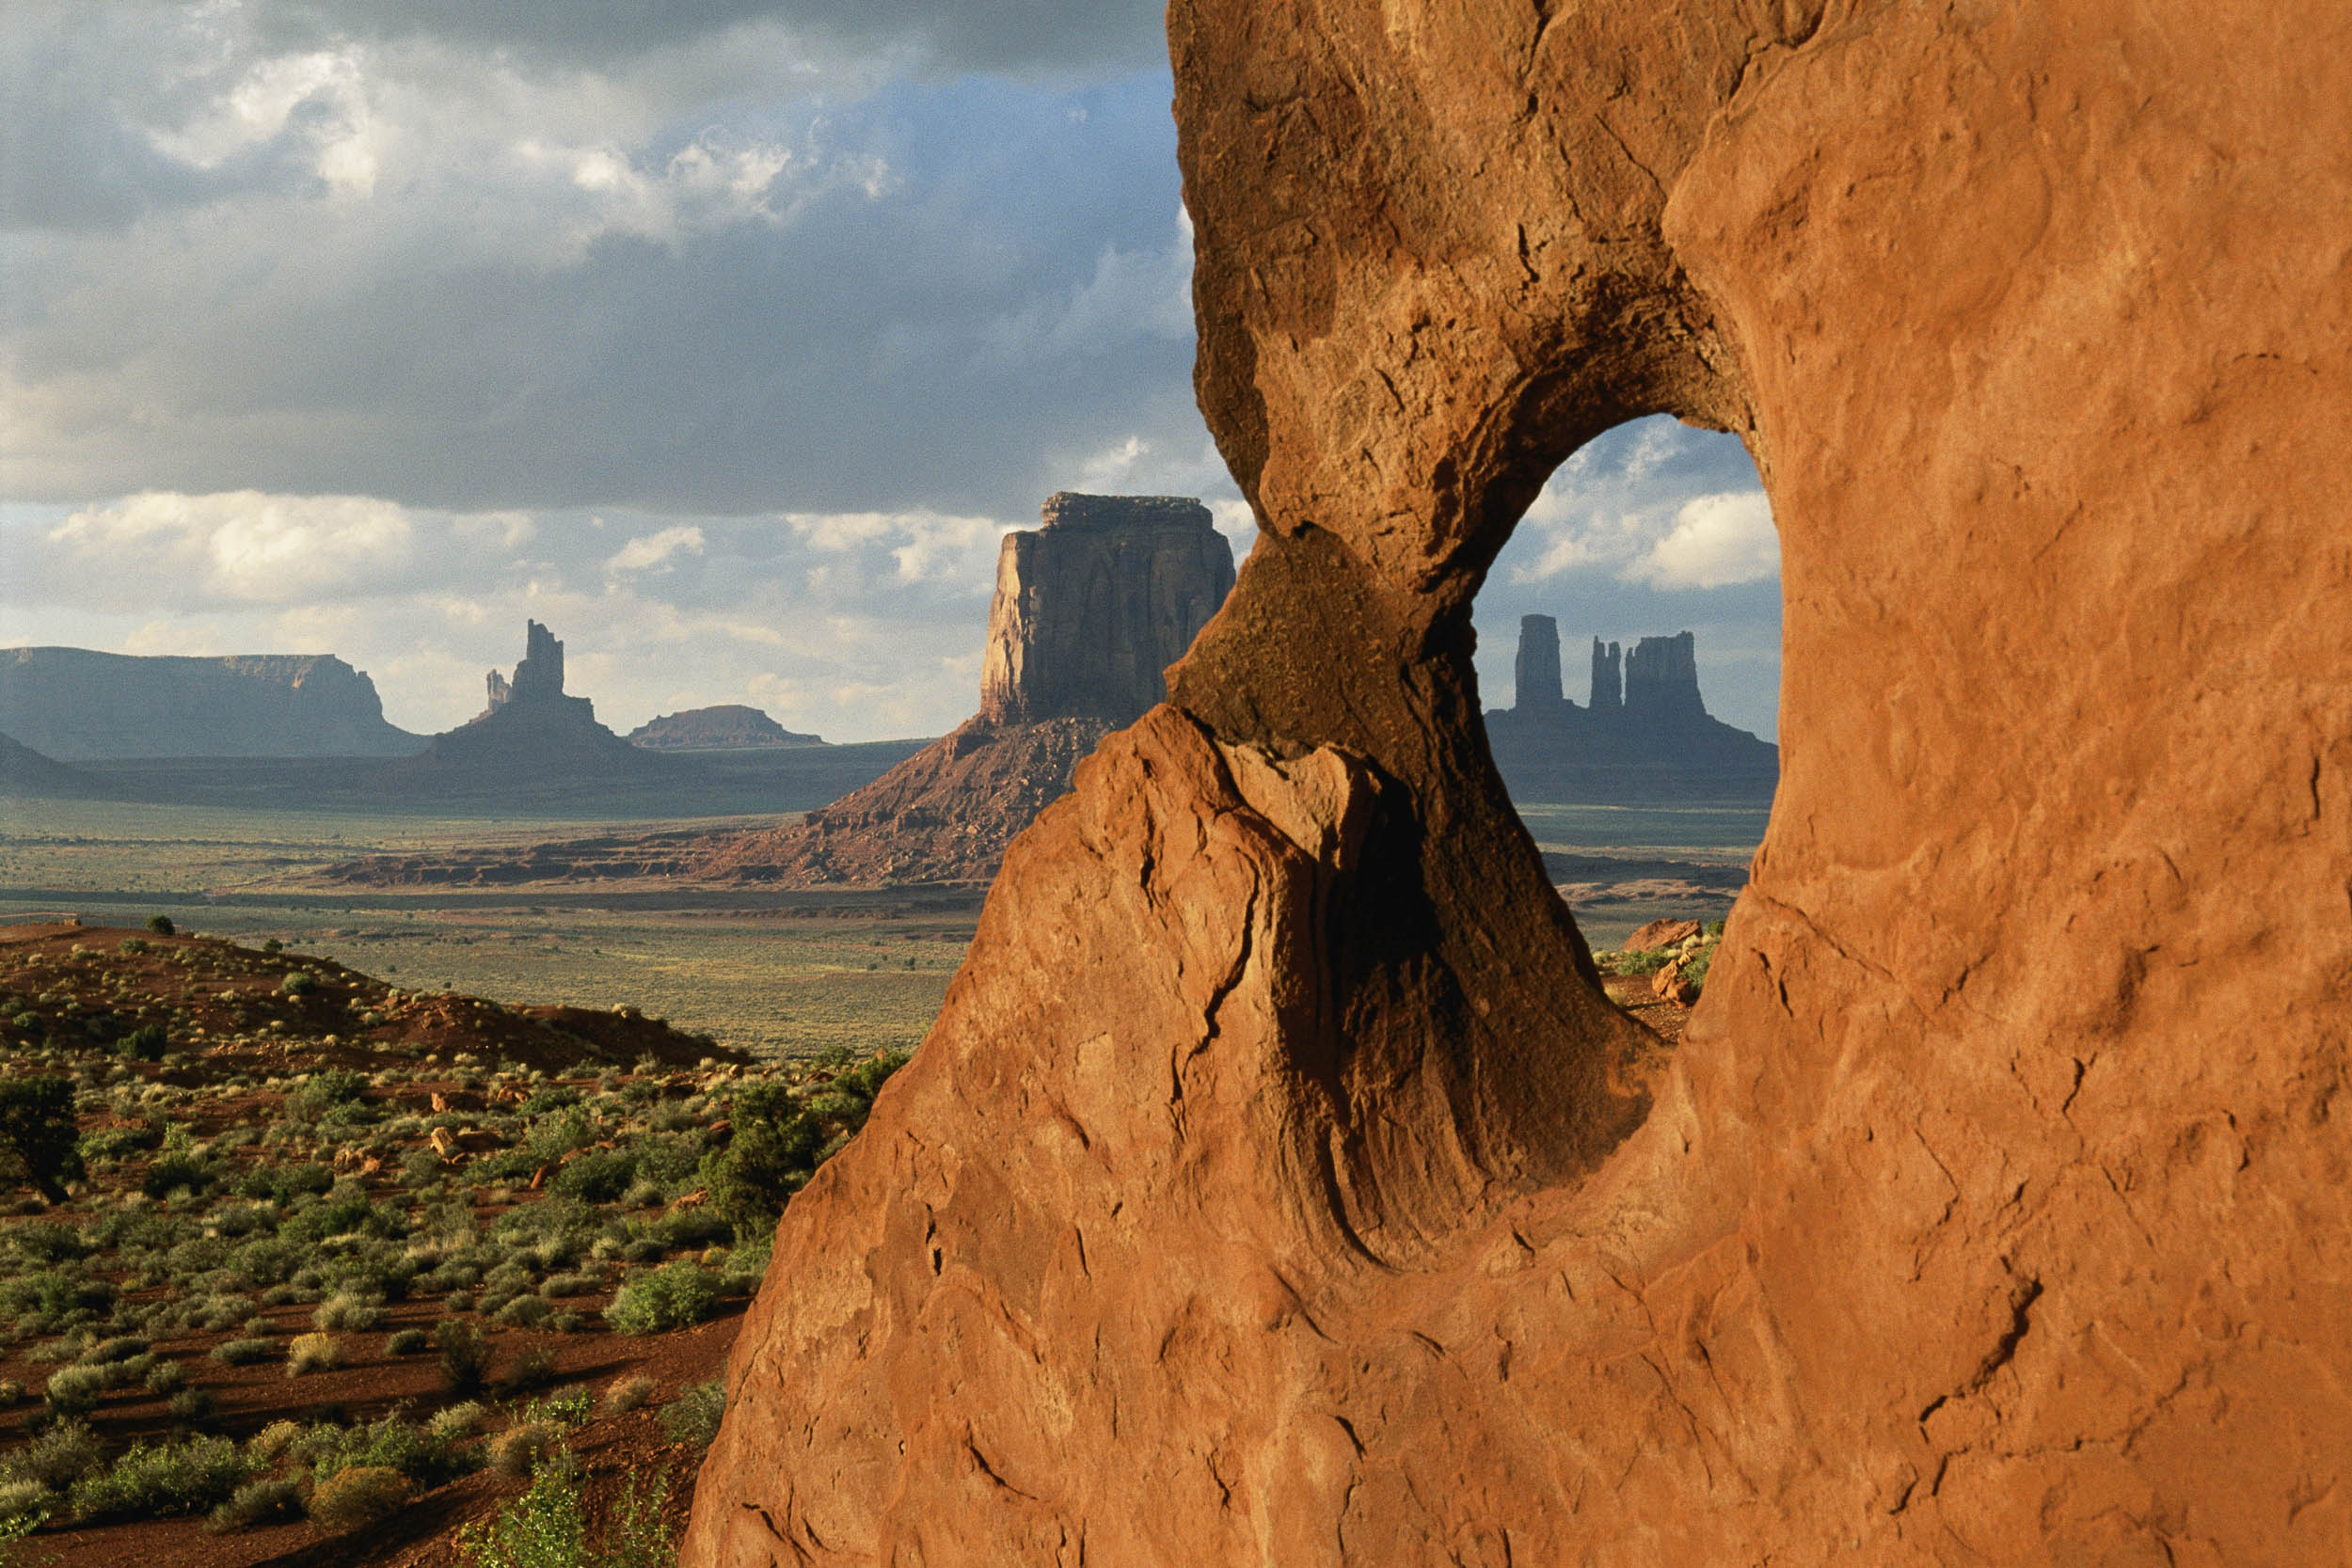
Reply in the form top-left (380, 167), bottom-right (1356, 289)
top-left (684, 3), bottom-right (2352, 1562)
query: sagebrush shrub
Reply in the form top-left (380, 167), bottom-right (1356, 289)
top-left (69, 1435), bottom-right (249, 1521)
top-left (307, 1465), bottom-right (411, 1531)
top-left (205, 1475), bottom-right (302, 1533)
top-left (285, 1332), bottom-right (341, 1377)
top-left (604, 1263), bottom-right (720, 1336)
top-left (658, 1380), bottom-right (726, 1449)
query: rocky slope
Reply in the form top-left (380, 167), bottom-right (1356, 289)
top-left (0, 648), bottom-right (421, 759)
top-left (0, 731), bottom-right (121, 799)
top-left (627, 705), bottom-right (823, 751)
top-left (685, 717), bottom-right (1113, 885)
top-left (684, 4), bottom-right (2352, 1566)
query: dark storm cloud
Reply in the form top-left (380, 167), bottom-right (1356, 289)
top-left (3, 41), bottom-right (1200, 520)
top-left (248, 0), bottom-right (1169, 72)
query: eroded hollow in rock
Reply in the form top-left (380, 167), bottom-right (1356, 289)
top-left (1159, 420), bottom-right (1775, 1265)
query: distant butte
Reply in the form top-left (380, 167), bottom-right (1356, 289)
top-left (691, 493), bottom-right (1236, 885)
top-left (383, 621), bottom-right (666, 785)
top-left (1482, 620), bottom-right (1777, 802)
top-left (628, 705), bottom-right (824, 752)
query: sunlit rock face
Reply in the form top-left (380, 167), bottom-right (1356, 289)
top-left (684, 4), bottom-right (2352, 1564)
top-left (977, 492), bottom-right (1237, 727)
top-left (688, 493), bottom-right (1233, 887)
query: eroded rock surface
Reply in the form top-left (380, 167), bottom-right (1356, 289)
top-left (627, 705), bottom-right (823, 751)
top-left (687, 4), bottom-right (2352, 1564)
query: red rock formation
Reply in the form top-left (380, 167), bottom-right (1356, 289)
top-left (686, 717), bottom-right (1113, 885)
top-left (977, 491), bottom-right (1237, 726)
top-left (686, 5), bottom-right (2352, 1565)
top-left (688, 494), bottom-right (1233, 887)
top-left (389, 621), bottom-right (662, 783)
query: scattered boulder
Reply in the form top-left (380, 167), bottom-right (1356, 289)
top-left (1621, 917), bottom-right (1702, 953)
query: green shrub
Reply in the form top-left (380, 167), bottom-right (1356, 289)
top-left (294, 1411), bottom-right (475, 1489)
top-left (42, 1364), bottom-right (106, 1417)
top-left (604, 1263), bottom-right (720, 1337)
top-left (141, 1150), bottom-right (214, 1198)
top-left (385, 1327), bottom-right (430, 1355)
top-left (210, 1337), bottom-right (278, 1367)
top-left (601, 1375), bottom-right (657, 1416)
top-left (0, 1479), bottom-right (50, 1536)
top-left (551, 1149), bottom-right (635, 1204)
top-left (313, 1291), bottom-right (385, 1332)
top-left (499, 1346), bottom-right (558, 1395)
top-left (436, 1318), bottom-right (493, 1396)
top-left (424, 1402), bottom-right (486, 1443)
top-left (167, 1386), bottom-right (218, 1424)
top-left (69, 1435), bottom-right (250, 1521)
top-left (493, 1295), bottom-right (550, 1329)
top-left (280, 971), bottom-right (318, 998)
top-left (119, 1024), bottom-right (168, 1062)
top-left (143, 1358), bottom-right (187, 1396)
top-left (3, 1220), bottom-right (83, 1266)
top-left (1, 1418), bottom-right (102, 1491)
top-left (145, 915), bottom-right (175, 936)
top-left (658, 1380), bottom-right (726, 1449)
top-left (461, 1449), bottom-right (587, 1568)
top-left (485, 1422), bottom-right (564, 1481)
top-left (0, 1076), bottom-right (85, 1202)
top-left (206, 1475), bottom-right (303, 1532)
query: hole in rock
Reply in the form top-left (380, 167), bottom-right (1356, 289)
top-left (1473, 415), bottom-right (1780, 1025)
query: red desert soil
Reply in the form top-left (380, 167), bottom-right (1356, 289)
top-left (0, 921), bottom-right (831, 1568)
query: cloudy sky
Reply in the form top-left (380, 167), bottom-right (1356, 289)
top-left (0, 0), bottom-right (1780, 744)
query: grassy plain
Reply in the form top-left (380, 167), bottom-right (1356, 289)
top-left (0, 791), bottom-right (1771, 1057)
top-left (0, 800), bottom-right (975, 1062)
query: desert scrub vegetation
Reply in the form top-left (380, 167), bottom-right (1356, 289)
top-left (1594, 918), bottom-right (1727, 993)
top-left (0, 921), bottom-right (903, 1559)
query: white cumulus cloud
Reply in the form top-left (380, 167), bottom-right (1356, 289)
top-left (1626, 490), bottom-right (1779, 590)
top-left (606, 525), bottom-right (707, 574)
top-left (50, 491), bottom-right (417, 603)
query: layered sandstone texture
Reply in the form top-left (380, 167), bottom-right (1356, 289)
top-left (698, 495), bottom-right (1233, 886)
top-left (977, 492), bottom-right (1238, 725)
top-left (0, 647), bottom-right (421, 759)
top-left (688, 5), bottom-right (2352, 1566)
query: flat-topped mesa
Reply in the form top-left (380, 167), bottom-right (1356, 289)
top-left (1515, 615), bottom-right (1565, 709)
top-left (977, 493), bottom-right (1236, 727)
top-left (1623, 630), bottom-right (1704, 720)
